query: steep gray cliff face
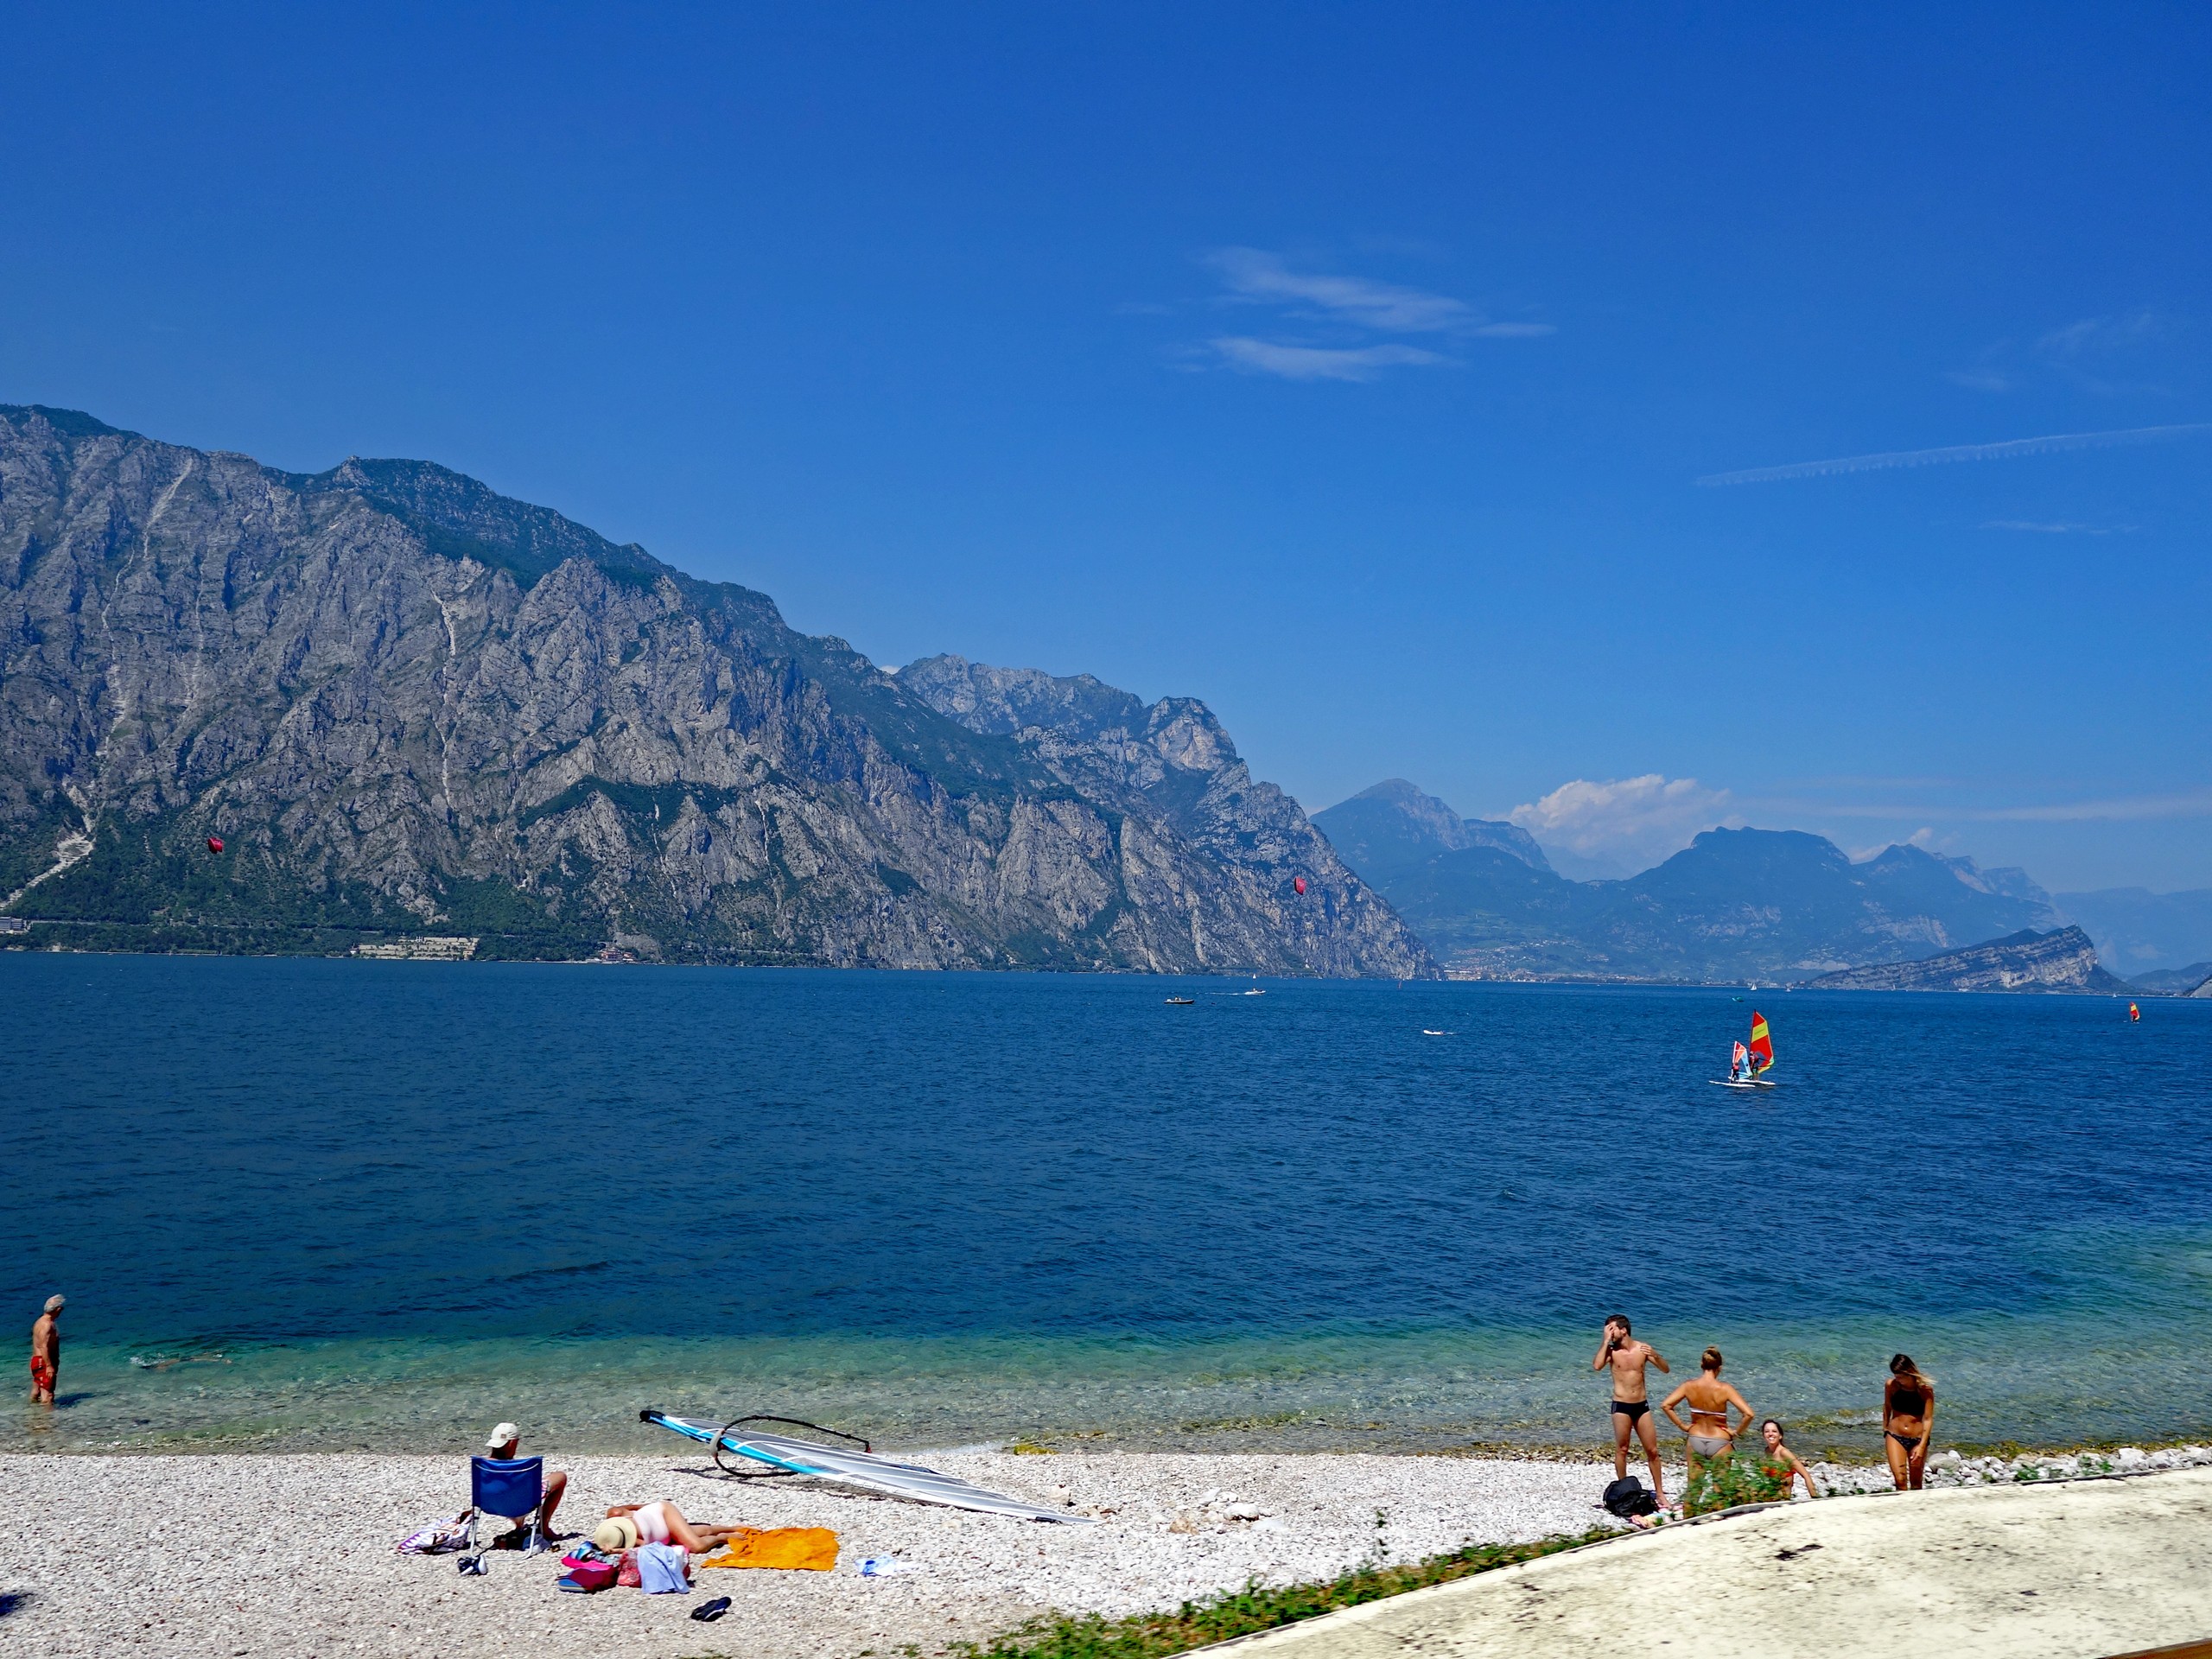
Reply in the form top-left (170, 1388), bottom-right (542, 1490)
top-left (898, 656), bottom-right (1421, 976)
top-left (1807, 927), bottom-right (2130, 993)
top-left (0, 405), bottom-right (1432, 976)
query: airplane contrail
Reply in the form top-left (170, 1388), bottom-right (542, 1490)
top-left (1696, 421), bottom-right (2211, 486)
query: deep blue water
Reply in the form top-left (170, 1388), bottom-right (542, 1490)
top-left (6, 955), bottom-right (2209, 1455)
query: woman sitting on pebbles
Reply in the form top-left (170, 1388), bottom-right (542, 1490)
top-left (592, 1501), bottom-right (749, 1554)
top-left (1883, 1354), bottom-right (1936, 1491)
top-left (1756, 1420), bottom-right (1820, 1499)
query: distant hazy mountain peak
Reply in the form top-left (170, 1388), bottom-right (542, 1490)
top-left (1348, 779), bottom-right (1473, 845)
top-left (1313, 779), bottom-right (1553, 882)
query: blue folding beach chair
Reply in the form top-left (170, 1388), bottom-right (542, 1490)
top-left (456, 1455), bottom-right (546, 1574)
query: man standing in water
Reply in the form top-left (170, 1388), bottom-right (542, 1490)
top-left (29, 1294), bottom-right (63, 1403)
top-left (1594, 1314), bottom-right (1670, 1507)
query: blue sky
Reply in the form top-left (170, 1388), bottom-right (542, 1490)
top-left (4, 4), bottom-right (2209, 890)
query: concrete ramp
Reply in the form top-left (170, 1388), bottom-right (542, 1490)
top-left (1205, 1468), bottom-right (2212, 1659)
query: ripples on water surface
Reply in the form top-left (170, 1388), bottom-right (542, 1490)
top-left (6, 956), bottom-right (2209, 1456)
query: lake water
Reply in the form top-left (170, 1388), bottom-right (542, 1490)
top-left (6, 955), bottom-right (2209, 1460)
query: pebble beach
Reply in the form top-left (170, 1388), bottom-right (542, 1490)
top-left (10, 1444), bottom-right (2210, 1658)
top-left (0, 1449), bottom-right (1620, 1658)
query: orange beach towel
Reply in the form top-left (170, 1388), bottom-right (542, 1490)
top-left (696, 1526), bottom-right (839, 1572)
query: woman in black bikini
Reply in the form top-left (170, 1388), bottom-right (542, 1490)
top-left (1883, 1353), bottom-right (1935, 1491)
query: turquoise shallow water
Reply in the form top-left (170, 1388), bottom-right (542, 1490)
top-left (5, 956), bottom-right (2209, 1456)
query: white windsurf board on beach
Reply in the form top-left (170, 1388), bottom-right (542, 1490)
top-left (641, 1411), bottom-right (1095, 1523)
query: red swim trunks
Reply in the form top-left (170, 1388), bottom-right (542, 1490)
top-left (30, 1356), bottom-right (54, 1393)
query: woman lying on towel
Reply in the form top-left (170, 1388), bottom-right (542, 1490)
top-left (591, 1501), bottom-right (749, 1554)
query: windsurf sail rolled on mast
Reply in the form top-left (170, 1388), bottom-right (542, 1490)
top-left (1747, 1012), bottom-right (1774, 1075)
top-left (639, 1410), bottom-right (1094, 1523)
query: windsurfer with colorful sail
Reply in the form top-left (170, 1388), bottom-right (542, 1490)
top-left (1716, 1011), bottom-right (1777, 1088)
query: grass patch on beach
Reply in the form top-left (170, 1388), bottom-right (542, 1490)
top-left (1680, 1453), bottom-right (1792, 1516)
top-left (945, 1528), bottom-right (1613, 1659)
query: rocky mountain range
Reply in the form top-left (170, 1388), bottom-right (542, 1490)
top-left (1807, 926), bottom-right (2133, 993)
top-left (2130, 960), bottom-right (2212, 995)
top-left (0, 404), bottom-right (1429, 976)
top-left (1315, 779), bottom-right (2069, 983)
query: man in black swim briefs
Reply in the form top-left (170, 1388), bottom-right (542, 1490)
top-left (1594, 1314), bottom-right (1671, 1508)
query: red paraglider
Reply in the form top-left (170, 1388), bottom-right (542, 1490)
top-left (1293, 875), bottom-right (1306, 895)
top-left (206, 836), bottom-right (225, 855)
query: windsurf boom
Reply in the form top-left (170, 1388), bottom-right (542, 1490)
top-left (639, 1410), bottom-right (1095, 1523)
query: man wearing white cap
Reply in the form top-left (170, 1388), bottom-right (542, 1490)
top-left (29, 1295), bottom-right (63, 1403)
top-left (483, 1421), bottom-right (568, 1540)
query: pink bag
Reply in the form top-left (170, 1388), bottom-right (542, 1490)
top-left (558, 1556), bottom-right (618, 1592)
top-left (615, 1549), bottom-right (641, 1589)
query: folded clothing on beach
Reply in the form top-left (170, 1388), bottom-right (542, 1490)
top-left (636, 1542), bottom-right (691, 1594)
top-left (396, 1514), bottom-right (474, 1554)
top-left (696, 1526), bottom-right (839, 1572)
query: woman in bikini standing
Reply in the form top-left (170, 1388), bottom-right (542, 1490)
top-left (1661, 1346), bottom-right (1755, 1484)
top-left (1884, 1354), bottom-right (1936, 1491)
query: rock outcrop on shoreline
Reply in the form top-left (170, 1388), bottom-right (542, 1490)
top-left (1807, 925), bottom-right (2133, 993)
top-left (0, 405), bottom-right (1429, 976)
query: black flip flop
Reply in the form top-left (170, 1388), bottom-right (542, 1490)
top-left (691, 1596), bottom-right (733, 1622)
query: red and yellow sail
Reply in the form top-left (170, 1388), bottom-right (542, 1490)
top-left (1747, 1012), bottom-right (1774, 1074)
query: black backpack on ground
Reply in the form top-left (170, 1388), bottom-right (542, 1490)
top-left (1603, 1475), bottom-right (1658, 1517)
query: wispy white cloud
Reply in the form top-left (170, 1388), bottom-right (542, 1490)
top-left (1696, 422), bottom-right (2211, 486)
top-left (1782, 774), bottom-right (1961, 791)
top-left (1946, 367), bottom-right (2013, 392)
top-left (1509, 774), bottom-right (1737, 872)
top-left (1744, 789), bottom-right (2212, 823)
top-left (1208, 248), bottom-right (1473, 334)
top-left (1981, 519), bottom-right (2136, 535)
top-left (1190, 249), bottom-right (1551, 381)
top-left (1965, 790), bottom-right (2212, 823)
top-left (2037, 310), bottom-right (2164, 360)
top-left (1949, 310), bottom-right (2172, 395)
top-left (1210, 337), bottom-right (1447, 382)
